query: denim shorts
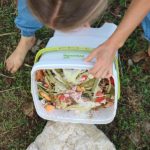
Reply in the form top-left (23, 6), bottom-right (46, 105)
top-left (15, 0), bottom-right (43, 37)
top-left (142, 12), bottom-right (150, 42)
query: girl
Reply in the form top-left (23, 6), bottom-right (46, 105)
top-left (6, 0), bottom-right (150, 78)
top-left (6, 0), bottom-right (107, 74)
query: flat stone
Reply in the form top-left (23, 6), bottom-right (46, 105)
top-left (27, 121), bottom-right (116, 150)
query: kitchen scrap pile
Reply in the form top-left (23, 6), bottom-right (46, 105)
top-left (36, 69), bottom-right (115, 113)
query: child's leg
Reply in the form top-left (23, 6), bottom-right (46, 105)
top-left (6, 0), bottom-right (43, 73)
top-left (141, 13), bottom-right (150, 56)
top-left (6, 36), bottom-right (36, 73)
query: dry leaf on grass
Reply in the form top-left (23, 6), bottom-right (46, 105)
top-left (129, 130), bottom-right (141, 146)
top-left (114, 6), bottom-right (121, 15)
top-left (22, 102), bottom-right (35, 118)
top-left (112, 6), bottom-right (122, 18)
top-left (127, 59), bottom-right (133, 70)
top-left (128, 59), bottom-right (133, 67)
top-left (124, 86), bottom-right (142, 113)
top-left (141, 57), bottom-right (150, 73)
top-left (4, 78), bottom-right (13, 86)
top-left (143, 121), bottom-right (150, 136)
top-left (132, 51), bottom-right (147, 63)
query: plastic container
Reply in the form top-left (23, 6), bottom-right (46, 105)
top-left (31, 23), bottom-right (120, 124)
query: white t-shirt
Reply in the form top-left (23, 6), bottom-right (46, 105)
top-left (46, 23), bottom-right (117, 49)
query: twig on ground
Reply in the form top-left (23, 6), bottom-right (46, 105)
top-left (24, 63), bottom-right (32, 68)
top-left (0, 73), bottom-right (15, 79)
top-left (0, 86), bottom-right (22, 93)
top-left (111, 12), bottom-right (122, 18)
top-left (0, 32), bottom-right (16, 37)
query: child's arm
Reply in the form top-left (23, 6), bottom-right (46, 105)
top-left (86, 0), bottom-right (150, 78)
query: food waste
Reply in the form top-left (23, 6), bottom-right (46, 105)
top-left (36, 69), bottom-right (115, 113)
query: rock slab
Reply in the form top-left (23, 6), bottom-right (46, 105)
top-left (27, 121), bottom-right (116, 150)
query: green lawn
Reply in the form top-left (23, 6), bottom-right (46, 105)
top-left (0, 0), bottom-right (149, 149)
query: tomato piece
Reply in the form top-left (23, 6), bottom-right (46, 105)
top-left (58, 94), bottom-right (66, 101)
top-left (81, 75), bottom-right (88, 81)
top-left (95, 97), bottom-right (105, 103)
top-left (96, 91), bottom-right (104, 97)
top-left (110, 77), bottom-right (115, 86)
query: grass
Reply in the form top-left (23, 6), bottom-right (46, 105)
top-left (0, 0), bottom-right (150, 149)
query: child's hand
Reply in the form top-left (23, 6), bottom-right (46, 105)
top-left (85, 41), bottom-right (118, 79)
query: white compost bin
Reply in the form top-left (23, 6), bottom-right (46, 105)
top-left (31, 23), bottom-right (120, 124)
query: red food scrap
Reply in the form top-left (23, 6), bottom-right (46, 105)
top-left (95, 97), bottom-right (105, 103)
top-left (81, 75), bottom-right (88, 81)
top-left (58, 94), bottom-right (66, 101)
top-left (96, 91), bottom-right (104, 97)
top-left (110, 77), bottom-right (115, 86)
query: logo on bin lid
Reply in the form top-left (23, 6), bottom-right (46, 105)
top-left (64, 54), bottom-right (84, 59)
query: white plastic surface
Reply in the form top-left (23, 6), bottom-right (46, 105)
top-left (31, 23), bottom-right (118, 124)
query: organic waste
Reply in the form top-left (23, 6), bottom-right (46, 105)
top-left (36, 69), bottom-right (115, 113)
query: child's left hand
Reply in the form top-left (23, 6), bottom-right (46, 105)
top-left (85, 41), bottom-right (118, 79)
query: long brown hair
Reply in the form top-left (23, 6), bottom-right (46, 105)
top-left (28, 0), bottom-right (108, 31)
